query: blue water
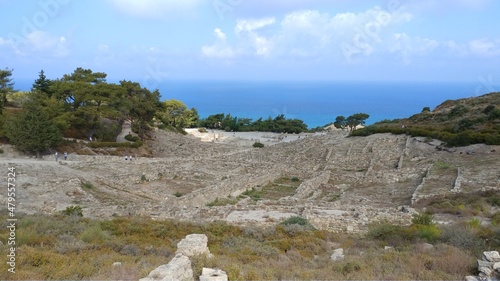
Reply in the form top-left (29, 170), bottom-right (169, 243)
top-left (15, 79), bottom-right (486, 128)
top-left (161, 81), bottom-right (483, 128)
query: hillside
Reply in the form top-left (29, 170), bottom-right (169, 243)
top-left (353, 92), bottom-right (500, 146)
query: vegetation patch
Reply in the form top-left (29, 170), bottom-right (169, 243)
top-left (206, 197), bottom-right (239, 207)
top-left (351, 93), bottom-right (500, 146)
top-left (0, 212), bottom-right (494, 280)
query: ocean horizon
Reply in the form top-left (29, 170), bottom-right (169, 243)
top-left (160, 80), bottom-right (484, 128)
top-left (15, 79), bottom-right (488, 129)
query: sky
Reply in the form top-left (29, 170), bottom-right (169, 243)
top-left (1, 0), bottom-right (500, 88)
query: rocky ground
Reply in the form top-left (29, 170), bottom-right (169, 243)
top-left (0, 128), bottom-right (498, 233)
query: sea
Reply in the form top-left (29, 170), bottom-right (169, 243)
top-left (16, 79), bottom-right (489, 129)
top-left (160, 80), bottom-right (487, 128)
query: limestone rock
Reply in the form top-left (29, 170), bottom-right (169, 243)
top-left (419, 243), bottom-right (434, 251)
top-left (479, 266), bottom-right (494, 276)
top-left (331, 248), bottom-right (344, 261)
top-left (199, 268), bottom-right (228, 281)
top-left (484, 251), bottom-right (500, 262)
top-left (464, 276), bottom-right (480, 281)
top-left (139, 253), bottom-right (194, 281)
top-left (493, 262), bottom-right (500, 271)
top-left (176, 234), bottom-right (213, 258)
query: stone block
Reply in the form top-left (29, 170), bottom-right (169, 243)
top-left (176, 234), bottom-right (213, 258)
top-left (139, 253), bottom-right (193, 281)
top-left (331, 248), bottom-right (344, 262)
top-left (199, 268), bottom-right (228, 281)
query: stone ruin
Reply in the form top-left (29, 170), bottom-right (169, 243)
top-left (466, 251), bottom-right (500, 281)
top-left (140, 234), bottom-right (227, 281)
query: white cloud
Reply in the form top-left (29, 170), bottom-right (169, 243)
top-left (388, 33), bottom-right (441, 63)
top-left (234, 18), bottom-right (276, 57)
top-left (469, 38), bottom-right (500, 57)
top-left (201, 28), bottom-right (235, 59)
top-left (3, 31), bottom-right (70, 58)
top-left (214, 28), bottom-right (227, 41)
top-left (235, 18), bottom-right (276, 34)
top-left (108, 0), bottom-right (201, 19)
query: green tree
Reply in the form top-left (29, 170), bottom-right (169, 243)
top-left (32, 69), bottom-right (53, 97)
top-left (333, 115), bottom-right (347, 130)
top-left (162, 99), bottom-right (188, 127)
top-left (119, 80), bottom-right (161, 137)
top-left (346, 113), bottom-right (370, 131)
top-left (4, 99), bottom-right (62, 158)
top-left (0, 68), bottom-right (15, 113)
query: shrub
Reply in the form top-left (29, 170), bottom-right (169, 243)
top-left (411, 212), bottom-right (435, 226)
top-left (81, 182), bottom-right (94, 190)
top-left (87, 141), bottom-right (143, 148)
top-left (80, 224), bottom-right (109, 243)
top-left (281, 216), bottom-right (310, 227)
top-left (124, 134), bottom-right (140, 142)
top-left (448, 105), bottom-right (469, 118)
top-left (173, 191), bottom-right (183, 197)
top-left (440, 225), bottom-right (485, 252)
top-left (242, 188), bottom-right (262, 201)
top-left (367, 222), bottom-right (409, 245)
top-left (0, 148), bottom-right (4, 154)
top-left (62, 206), bottom-right (83, 217)
top-left (291, 177), bottom-right (300, 182)
top-left (410, 224), bottom-right (441, 243)
top-left (253, 141), bottom-right (264, 148)
top-left (198, 128), bottom-right (208, 133)
top-left (491, 213), bottom-right (500, 226)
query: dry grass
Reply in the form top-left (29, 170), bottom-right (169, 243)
top-left (0, 212), bottom-right (493, 280)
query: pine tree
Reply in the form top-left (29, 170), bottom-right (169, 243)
top-left (4, 100), bottom-right (62, 158)
top-left (32, 69), bottom-right (53, 97)
top-left (0, 68), bottom-right (14, 113)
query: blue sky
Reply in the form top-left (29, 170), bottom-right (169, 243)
top-left (1, 0), bottom-right (500, 87)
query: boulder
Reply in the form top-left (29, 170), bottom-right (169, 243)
top-left (484, 251), bottom-right (500, 262)
top-left (199, 268), bottom-right (228, 281)
top-left (176, 234), bottom-right (213, 258)
top-left (139, 253), bottom-right (194, 281)
top-left (493, 262), bottom-right (500, 271)
top-left (331, 248), bottom-right (344, 262)
top-left (464, 276), bottom-right (480, 281)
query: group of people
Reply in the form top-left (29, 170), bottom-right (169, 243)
top-left (54, 152), bottom-right (68, 161)
top-left (124, 155), bottom-right (134, 161)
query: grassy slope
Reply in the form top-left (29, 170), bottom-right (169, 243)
top-left (1, 212), bottom-right (497, 280)
top-left (353, 92), bottom-right (500, 146)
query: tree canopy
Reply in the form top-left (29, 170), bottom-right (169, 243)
top-left (334, 113), bottom-right (370, 132)
top-left (0, 68), bottom-right (15, 113)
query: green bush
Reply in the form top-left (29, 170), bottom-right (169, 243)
top-left (62, 206), bottom-right (83, 217)
top-left (367, 222), bottom-right (409, 244)
top-left (87, 141), bottom-right (143, 148)
top-left (124, 134), bottom-right (140, 142)
top-left (491, 213), bottom-right (500, 226)
top-left (281, 216), bottom-right (310, 226)
top-left (81, 182), bottom-right (94, 190)
top-left (411, 224), bottom-right (441, 242)
top-left (253, 141), bottom-right (264, 148)
top-left (291, 177), bottom-right (300, 182)
top-left (411, 212), bottom-right (435, 226)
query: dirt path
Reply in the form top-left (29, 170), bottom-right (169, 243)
top-left (116, 120), bottom-right (132, 142)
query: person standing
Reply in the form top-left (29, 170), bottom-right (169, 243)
top-left (64, 152), bottom-right (68, 160)
top-left (55, 152), bottom-right (58, 162)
